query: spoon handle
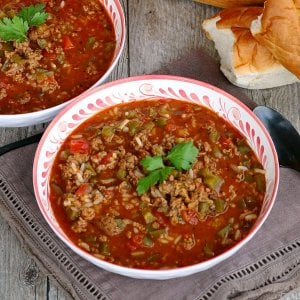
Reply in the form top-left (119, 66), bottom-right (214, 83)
top-left (254, 106), bottom-right (300, 172)
top-left (0, 132), bottom-right (43, 156)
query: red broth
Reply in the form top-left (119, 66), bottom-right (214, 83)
top-left (0, 0), bottom-right (116, 114)
top-left (50, 99), bottom-right (266, 269)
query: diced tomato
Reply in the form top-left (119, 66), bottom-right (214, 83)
top-left (69, 139), bottom-right (89, 154)
top-left (75, 183), bottom-right (90, 196)
top-left (127, 240), bottom-right (137, 251)
top-left (182, 209), bottom-right (198, 226)
top-left (165, 123), bottom-right (177, 132)
top-left (42, 50), bottom-right (57, 60)
top-left (219, 136), bottom-right (232, 149)
top-left (103, 189), bottom-right (115, 199)
top-left (127, 233), bottom-right (144, 251)
top-left (100, 151), bottom-right (113, 164)
top-left (62, 36), bottom-right (75, 50)
top-left (153, 211), bottom-right (168, 226)
top-left (183, 104), bottom-right (193, 113)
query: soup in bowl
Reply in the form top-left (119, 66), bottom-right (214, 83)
top-left (33, 75), bottom-right (279, 279)
top-left (0, 0), bottom-right (125, 127)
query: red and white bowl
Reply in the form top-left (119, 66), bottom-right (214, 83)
top-left (33, 75), bottom-right (279, 280)
top-left (0, 0), bottom-right (126, 127)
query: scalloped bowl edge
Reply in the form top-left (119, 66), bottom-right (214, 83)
top-left (33, 75), bottom-right (279, 280)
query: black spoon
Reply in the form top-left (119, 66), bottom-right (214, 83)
top-left (0, 132), bottom-right (44, 156)
top-left (253, 106), bottom-right (300, 171)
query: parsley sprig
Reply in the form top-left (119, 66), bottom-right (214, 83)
top-left (0, 4), bottom-right (48, 42)
top-left (137, 141), bottom-right (199, 195)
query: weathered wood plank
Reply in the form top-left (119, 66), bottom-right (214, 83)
top-left (128, 0), bottom-right (218, 75)
top-left (0, 0), bottom-right (299, 299)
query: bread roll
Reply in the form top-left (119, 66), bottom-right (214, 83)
top-left (251, 0), bottom-right (300, 78)
top-left (202, 7), bottom-right (299, 89)
top-left (194, 0), bottom-right (264, 8)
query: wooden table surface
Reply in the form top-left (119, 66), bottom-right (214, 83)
top-left (0, 1), bottom-right (299, 299)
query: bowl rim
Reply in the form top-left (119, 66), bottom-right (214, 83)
top-left (33, 74), bottom-right (280, 279)
top-left (0, 0), bottom-right (126, 127)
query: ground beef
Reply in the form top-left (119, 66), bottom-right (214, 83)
top-left (98, 215), bottom-right (125, 236)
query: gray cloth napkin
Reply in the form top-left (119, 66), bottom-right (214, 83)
top-left (1, 49), bottom-right (300, 300)
top-left (0, 145), bottom-right (300, 300)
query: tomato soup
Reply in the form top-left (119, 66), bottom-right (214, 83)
top-left (49, 99), bottom-right (266, 269)
top-left (0, 0), bottom-right (116, 114)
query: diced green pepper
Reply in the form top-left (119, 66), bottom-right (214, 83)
top-left (242, 160), bottom-right (252, 169)
top-left (59, 150), bottom-right (70, 160)
top-left (155, 118), bottom-right (167, 127)
top-left (217, 224), bottom-right (231, 239)
top-left (85, 162), bottom-right (96, 176)
top-left (115, 218), bottom-right (125, 229)
top-left (126, 110), bottom-right (137, 119)
top-left (56, 53), bottom-right (65, 64)
top-left (158, 105), bottom-right (170, 116)
top-left (128, 120), bottom-right (140, 135)
top-left (254, 173), bottom-right (266, 192)
top-left (37, 38), bottom-right (47, 49)
top-left (198, 202), bottom-right (210, 214)
top-left (203, 243), bottom-right (214, 257)
top-left (237, 139), bottom-right (251, 154)
top-left (100, 242), bottom-right (110, 256)
top-left (149, 228), bottom-right (166, 239)
top-left (214, 198), bottom-right (226, 213)
top-left (244, 173), bottom-right (254, 182)
top-left (149, 108), bottom-right (157, 118)
top-left (101, 125), bottom-right (114, 138)
top-left (143, 210), bottom-right (156, 224)
top-left (116, 167), bottom-right (126, 181)
top-left (35, 68), bottom-right (54, 80)
top-left (144, 121), bottom-right (155, 131)
top-left (143, 236), bottom-right (154, 247)
top-left (209, 129), bottom-right (220, 143)
top-left (213, 146), bottom-right (222, 158)
top-left (203, 174), bottom-right (224, 193)
top-left (65, 207), bottom-right (80, 221)
top-left (199, 168), bottom-right (210, 177)
top-left (238, 145), bottom-right (251, 154)
top-left (11, 53), bottom-right (26, 65)
top-left (85, 235), bottom-right (97, 243)
top-left (86, 36), bottom-right (96, 49)
top-left (104, 41), bottom-right (115, 52)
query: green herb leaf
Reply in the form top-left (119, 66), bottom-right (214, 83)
top-left (158, 166), bottom-right (174, 183)
top-left (0, 3), bottom-right (48, 42)
top-left (167, 141), bottom-right (199, 171)
top-left (17, 3), bottom-right (48, 27)
top-left (0, 16), bottom-right (29, 42)
top-left (137, 167), bottom-right (174, 195)
top-left (141, 155), bottom-right (165, 171)
top-left (137, 169), bottom-right (161, 195)
top-left (137, 142), bottom-right (199, 195)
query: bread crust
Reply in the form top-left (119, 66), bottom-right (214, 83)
top-left (251, 0), bottom-right (300, 78)
top-left (202, 7), bottom-right (299, 88)
top-left (194, 0), bottom-right (264, 8)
